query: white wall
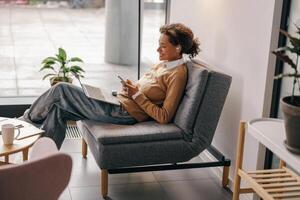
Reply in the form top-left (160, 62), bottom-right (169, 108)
top-left (170, 0), bottom-right (282, 188)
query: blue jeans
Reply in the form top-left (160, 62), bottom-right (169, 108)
top-left (23, 82), bottom-right (137, 149)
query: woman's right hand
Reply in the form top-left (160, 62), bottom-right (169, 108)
top-left (125, 79), bottom-right (133, 85)
top-left (121, 79), bottom-right (137, 97)
top-left (121, 79), bottom-right (132, 96)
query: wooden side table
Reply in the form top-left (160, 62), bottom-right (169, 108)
top-left (0, 117), bottom-right (43, 165)
top-left (233, 119), bottom-right (300, 200)
top-left (0, 135), bottom-right (40, 164)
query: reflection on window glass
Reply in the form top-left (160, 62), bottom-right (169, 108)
top-left (0, 0), bottom-right (167, 100)
top-left (140, 0), bottom-right (166, 76)
top-left (278, 0), bottom-right (300, 118)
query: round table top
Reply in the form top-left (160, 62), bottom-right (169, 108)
top-left (0, 117), bottom-right (43, 157)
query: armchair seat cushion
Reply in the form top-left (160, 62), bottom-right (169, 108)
top-left (77, 120), bottom-right (195, 169)
top-left (78, 120), bottom-right (184, 145)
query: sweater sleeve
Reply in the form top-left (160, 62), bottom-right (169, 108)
top-left (132, 69), bottom-right (187, 124)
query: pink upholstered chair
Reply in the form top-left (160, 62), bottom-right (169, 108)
top-left (0, 137), bottom-right (72, 200)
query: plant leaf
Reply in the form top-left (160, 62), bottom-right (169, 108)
top-left (55, 54), bottom-right (64, 63)
top-left (63, 67), bottom-right (70, 74)
top-left (280, 29), bottom-right (300, 49)
top-left (58, 48), bottom-right (67, 61)
top-left (42, 57), bottom-right (59, 64)
top-left (70, 57), bottom-right (84, 62)
top-left (275, 73), bottom-right (300, 79)
top-left (70, 65), bottom-right (85, 72)
top-left (273, 46), bottom-right (300, 56)
top-left (286, 46), bottom-right (300, 55)
top-left (272, 51), bottom-right (297, 69)
top-left (295, 24), bottom-right (300, 34)
top-left (43, 60), bottom-right (56, 65)
top-left (42, 73), bottom-right (56, 80)
top-left (273, 47), bottom-right (289, 52)
top-left (39, 65), bottom-right (55, 72)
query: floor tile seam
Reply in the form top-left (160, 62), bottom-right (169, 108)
top-left (10, 6), bottom-right (20, 95)
top-left (36, 7), bottom-right (57, 50)
top-left (69, 184), bottom-right (99, 189)
top-left (69, 170), bottom-right (100, 175)
top-left (152, 171), bottom-right (159, 182)
top-left (66, 187), bottom-right (73, 200)
top-left (63, 150), bottom-right (88, 154)
top-left (61, 151), bottom-right (82, 153)
top-left (157, 176), bottom-right (220, 184)
top-left (109, 181), bottom-right (158, 186)
top-left (157, 176), bottom-right (233, 198)
top-left (65, 8), bottom-right (96, 50)
top-left (152, 170), bottom-right (219, 183)
top-left (154, 173), bottom-right (172, 200)
top-left (158, 180), bottom-right (232, 200)
top-left (69, 181), bottom-right (161, 189)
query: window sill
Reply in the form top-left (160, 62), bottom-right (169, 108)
top-left (0, 96), bottom-right (37, 106)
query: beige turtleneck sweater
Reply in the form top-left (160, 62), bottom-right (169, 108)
top-left (117, 62), bottom-right (187, 124)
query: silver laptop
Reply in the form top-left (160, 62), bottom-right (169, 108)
top-left (74, 74), bottom-right (120, 105)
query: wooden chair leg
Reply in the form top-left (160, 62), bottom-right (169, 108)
top-left (22, 148), bottom-right (29, 161)
top-left (82, 138), bottom-right (87, 158)
top-left (233, 171), bottom-right (241, 200)
top-left (4, 155), bottom-right (9, 163)
top-left (101, 169), bottom-right (108, 198)
top-left (233, 121), bottom-right (247, 200)
top-left (222, 165), bottom-right (230, 187)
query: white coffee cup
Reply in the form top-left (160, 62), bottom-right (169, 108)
top-left (1, 124), bottom-right (20, 145)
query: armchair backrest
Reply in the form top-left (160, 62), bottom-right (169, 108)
top-left (0, 138), bottom-right (72, 200)
top-left (174, 61), bottom-right (209, 136)
top-left (174, 60), bottom-right (232, 154)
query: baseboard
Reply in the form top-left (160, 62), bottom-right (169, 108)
top-left (199, 150), bottom-right (253, 200)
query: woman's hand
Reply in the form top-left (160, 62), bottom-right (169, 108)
top-left (122, 79), bottom-right (138, 98)
top-left (121, 79), bottom-right (139, 98)
top-left (125, 83), bottom-right (139, 97)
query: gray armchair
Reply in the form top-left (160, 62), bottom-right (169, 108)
top-left (77, 60), bottom-right (232, 198)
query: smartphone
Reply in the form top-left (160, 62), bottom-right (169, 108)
top-left (117, 75), bottom-right (126, 85)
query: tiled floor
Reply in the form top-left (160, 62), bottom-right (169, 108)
top-left (0, 4), bottom-right (163, 98)
top-left (58, 139), bottom-right (232, 200)
top-left (1, 130), bottom-right (232, 200)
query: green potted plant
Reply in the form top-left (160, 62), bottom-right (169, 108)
top-left (272, 25), bottom-right (300, 154)
top-left (40, 47), bottom-right (85, 86)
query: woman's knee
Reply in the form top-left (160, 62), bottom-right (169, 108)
top-left (52, 82), bottom-right (72, 93)
top-left (53, 82), bottom-right (70, 89)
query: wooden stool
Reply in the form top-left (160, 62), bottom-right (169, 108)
top-left (233, 121), bottom-right (300, 200)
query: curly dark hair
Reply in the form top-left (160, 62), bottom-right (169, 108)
top-left (159, 23), bottom-right (200, 58)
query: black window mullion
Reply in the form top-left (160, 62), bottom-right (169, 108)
top-left (265, 0), bottom-right (291, 170)
top-left (138, 0), bottom-right (141, 79)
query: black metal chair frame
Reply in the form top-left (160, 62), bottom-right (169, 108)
top-left (106, 144), bottom-right (231, 187)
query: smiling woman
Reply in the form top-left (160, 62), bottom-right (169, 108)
top-left (22, 23), bottom-right (201, 149)
top-left (118, 23), bottom-right (201, 123)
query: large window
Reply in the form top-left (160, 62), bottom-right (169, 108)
top-left (0, 0), bottom-right (168, 103)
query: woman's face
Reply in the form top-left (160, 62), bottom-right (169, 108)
top-left (157, 34), bottom-right (181, 61)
